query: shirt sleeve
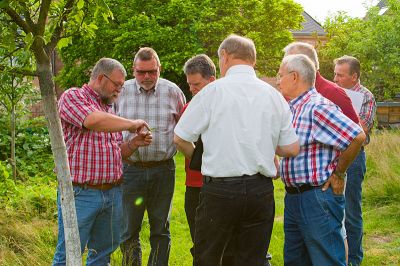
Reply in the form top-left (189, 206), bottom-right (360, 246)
top-left (278, 102), bottom-right (299, 146)
top-left (359, 92), bottom-right (376, 131)
top-left (58, 89), bottom-right (98, 128)
top-left (174, 92), bottom-right (208, 142)
top-left (313, 104), bottom-right (362, 151)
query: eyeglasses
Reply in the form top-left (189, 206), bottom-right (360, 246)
top-left (276, 71), bottom-right (295, 82)
top-left (134, 69), bottom-right (159, 76)
top-left (104, 74), bottom-right (125, 90)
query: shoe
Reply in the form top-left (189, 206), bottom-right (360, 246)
top-left (265, 252), bottom-right (272, 266)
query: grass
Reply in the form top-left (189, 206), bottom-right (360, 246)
top-left (1, 130), bottom-right (399, 265)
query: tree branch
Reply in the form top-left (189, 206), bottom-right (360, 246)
top-left (19, 0), bottom-right (37, 33)
top-left (45, 0), bottom-right (75, 54)
top-left (0, 64), bottom-right (38, 76)
top-left (37, 0), bottom-right (51, 36)
top-left (2, 6), bottom-right (32, 34)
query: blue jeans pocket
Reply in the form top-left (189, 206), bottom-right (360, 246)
top-left (73, 186), bottom-right (83, 197)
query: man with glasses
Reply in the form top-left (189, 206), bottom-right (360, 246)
top-left (53, 58), bottom-right (152, 265)
top-left (277, 54), bottom-right (365, 266)
top-left (116, 47), bottom-right (186, 265)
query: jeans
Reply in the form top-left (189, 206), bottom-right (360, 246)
top-left (184, 186), bottom-right (201, 256)
top-left (284, 187), bottom-right (346, 266)
top-left (194, 175), bottom-right (275, 266)
top-left (345, 150), bottom-right (366, 266)
top-left (52, 185), bottom-right (122, 266)
top-left (120, 159), bottom-right (175, 266)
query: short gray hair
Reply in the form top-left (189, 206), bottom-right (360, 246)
top-left (283, 42), bottom-right (319, 70)
top-left (134, 47), bottom-right (161, 66)
top-left (218, 34), bottom-right (256, 64)
top-left (281, 54), bottom-right (316, 87)
top-left (183, 54), bottom-right (216, 78)
top-left (91, 58), bottom-right (127, 79)
top-left (334, 55), bottom-right (361, 79)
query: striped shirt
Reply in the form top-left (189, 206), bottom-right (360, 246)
top-left (351, 82), bottom-right (376, 144)
top-left (58, 84), bottom-right (123, 185)
top-left (280, 88), bottom-right (362, 187)
top-left (115, 78), bottom-right (186, 162)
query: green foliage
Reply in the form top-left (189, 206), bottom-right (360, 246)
top-left (57, 0), bottom-right (303, 98)
top-left (319, 0), bottom-right (400, 100)
top-left (0, 116), bottom-right (54, 179)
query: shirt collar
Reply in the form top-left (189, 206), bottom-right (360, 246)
top-left (289, 87), bottom-right (316, 109)
top-left (350, 82), bottom-right (362, 92)
top-left (225, 65), bottom-right (256, 77)
top-left (82, 84), bottom-right (112, 109)
top-left (135, 79), bottom-right (159, 95)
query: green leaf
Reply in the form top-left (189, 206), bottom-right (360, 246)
top-left (0, 0), bottom-right (9, 8)
top-left (56, 37), bottom-right (72, 50)
top-left (77, 0), bottom-right (84, 9)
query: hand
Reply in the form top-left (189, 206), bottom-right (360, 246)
top-left (129, 132), bottom-right (152, 149)
top-left (322, 173), bottom-right (345, 195)
top-left (128, 119), bottom-right (150, 133)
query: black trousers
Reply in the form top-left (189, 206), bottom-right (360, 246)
top-left (194, 176), bottom-right (275, 266)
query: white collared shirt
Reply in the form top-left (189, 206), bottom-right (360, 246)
top-left (174, 65), bottom-right (298, 177)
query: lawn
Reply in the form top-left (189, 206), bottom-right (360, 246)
top-left (0, 131), bottom-right (399, 265)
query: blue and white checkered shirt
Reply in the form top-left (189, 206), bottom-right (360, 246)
top-left (280, 88), bottom-right (362, 187)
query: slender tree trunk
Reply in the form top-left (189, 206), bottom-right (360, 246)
top-left (36, 58), bottom-right (82, 265)
top-left (11, 101), bottom-right (16, 180)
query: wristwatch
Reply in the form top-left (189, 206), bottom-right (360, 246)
top-left (333, 170), bottom-right (347, 180)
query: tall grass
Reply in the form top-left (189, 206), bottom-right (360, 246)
top-left (0, 131), bottom-right (399, 265)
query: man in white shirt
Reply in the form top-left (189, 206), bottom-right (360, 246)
top-left (174, 34), bottom-right (300, 266)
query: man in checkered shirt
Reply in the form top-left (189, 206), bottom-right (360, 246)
top-left (334, 55), bottom-right (377, 266)
top-left (277, 54), bottom-right (366, 266)
top-left (116, 47), bottom-right (186, 265)
top-left (53, 58), bottom-right (152, 265)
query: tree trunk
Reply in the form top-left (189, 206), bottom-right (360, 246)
top-left (11, 101), bottom-right (16, 180)
top-left (36, 59), bottom-right (82, 265)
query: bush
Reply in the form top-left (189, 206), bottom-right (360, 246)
top-left (0, 116), bottom-right (55, 180)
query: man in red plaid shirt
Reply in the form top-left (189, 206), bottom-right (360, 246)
top-left (334, 55), bottom-right (377, 266)
top-left (53, 58), bottom-right (152, 266)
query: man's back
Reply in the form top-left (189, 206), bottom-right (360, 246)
top-left (176, 65), bottom-right (296, 178)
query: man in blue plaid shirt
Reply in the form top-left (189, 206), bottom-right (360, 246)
top-left (277, 54), bottom-right (366, 266)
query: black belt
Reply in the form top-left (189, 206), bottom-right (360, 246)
top-left (124, 158), bottom-right (172, 168)
top-left (203, 173), bottom-right (269, 183)
top-left (285, 184), bottom-right (322, 194)
top-left (72, 179), bottom-right (122, 190)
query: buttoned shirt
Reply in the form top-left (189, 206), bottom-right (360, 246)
top-left (116, 78), bottom-right (186, 162)
top-left (58, 84), bottom-right (123, 185)
top-left (280, 88), bottom-right (362, 187)
top-left (351, 82), bottom-right (376, 144)
top-left (175, 65), bottom-right (298, 178)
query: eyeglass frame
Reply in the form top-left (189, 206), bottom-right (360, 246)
top-left (134, 68), bottom-right (159, 76)
top-left (276, 71), bottom-right (295, 82)
top-left (103, 74), bottom-right (125, 90)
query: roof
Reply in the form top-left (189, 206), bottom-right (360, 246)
top-left (291, 11), bottom-right (327, 37)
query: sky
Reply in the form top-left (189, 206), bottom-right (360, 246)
top-left (295, 0), bottom-right (379, 23)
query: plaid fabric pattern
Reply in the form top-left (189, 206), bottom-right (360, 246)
top-left (280, 88), bottom-right (362, 187)
top-left (58, 84), bottom-right (123, 185)
top-left (351, 82), bottom-right (376, 144)
top-left (115, 78), bottom-right (186, 162)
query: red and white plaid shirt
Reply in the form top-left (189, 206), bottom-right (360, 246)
top-left (351, 82), bottom-right (376, 130)
top-left (351, 82), bottom-right (376, 144)
top-left (58, 84), bottom-right (123, 185)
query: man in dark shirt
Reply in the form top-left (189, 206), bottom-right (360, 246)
top-left (283, 42), bottom-right (359, 124)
